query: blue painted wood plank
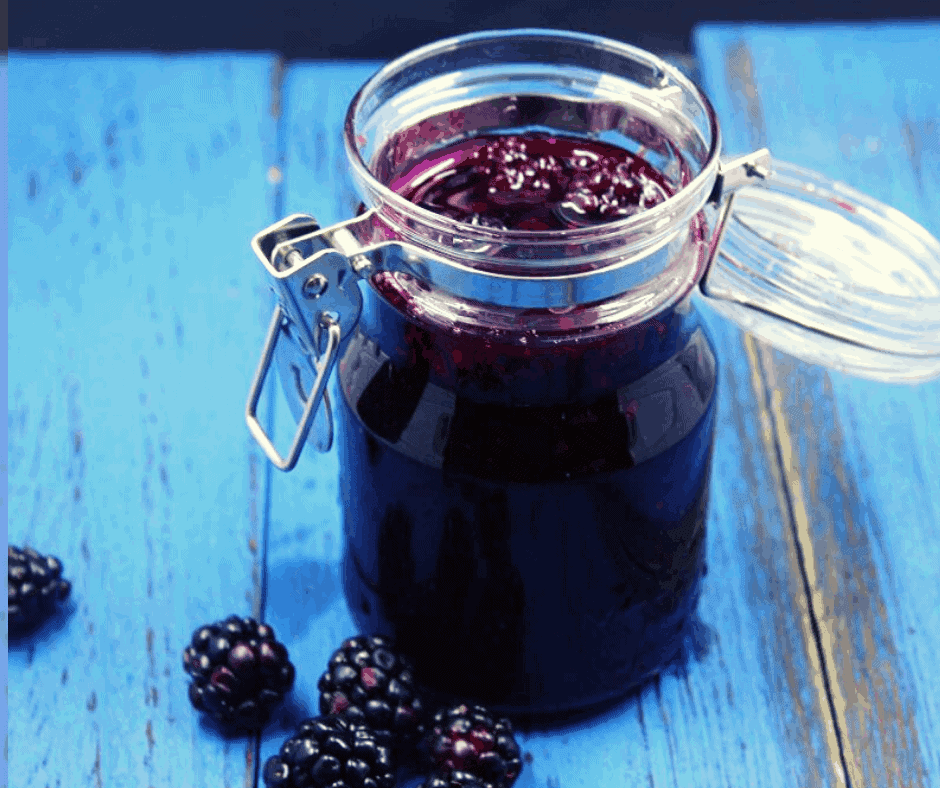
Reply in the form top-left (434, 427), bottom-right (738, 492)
top-left (251, 60), bottom-right (847, 787)
top-left (252, 61), bottom-right (380, 751)
top-left (695, 22), bottom-right (940, 786)
top-left (7, 53), bottom-right (280, 788)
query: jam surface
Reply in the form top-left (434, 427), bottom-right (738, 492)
top-left (336, 132), bottom-right (715, 715)
top-left (394, 133), bottom-right (671, 230)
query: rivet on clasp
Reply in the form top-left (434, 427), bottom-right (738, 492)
top-left (303, 273), bottom-right (329, 299)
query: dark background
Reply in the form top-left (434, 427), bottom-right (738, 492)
top-left (9, 0), bottom-right (940, 58)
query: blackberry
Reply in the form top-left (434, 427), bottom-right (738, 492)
top-left (263, 715), bottom-right (395, 788)
top-left (318, 635), bottom-right (426, 752)
top-left (182, 614), bottom-right (294, 730)
top-left (422, 704), bottom-right (522, 788)
top-left (8, 545), bottom-right (72, 633)
top-left (419, 772), bottom-right (488, 788)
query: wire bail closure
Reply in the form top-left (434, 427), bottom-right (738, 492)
top-left (703, 148), bottom-right (772, 279)
top-left (245, 215), bottom-right (365, 471)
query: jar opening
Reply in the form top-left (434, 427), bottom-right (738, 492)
top-left (343, 28), bottom-right (722, 278)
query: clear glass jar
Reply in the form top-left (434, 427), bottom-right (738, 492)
top-left (245, 30), bottom-right (940, 715)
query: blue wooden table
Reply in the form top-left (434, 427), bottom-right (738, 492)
top-left (7, 22), bottom-right (940, 788)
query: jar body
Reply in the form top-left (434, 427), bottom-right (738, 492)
top-left (307, 28), bottom-right (724, 715)
top-left (335, 251), bottom-right (717, 714)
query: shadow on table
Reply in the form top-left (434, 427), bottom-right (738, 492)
top-left (511, 613), bottom-right (716, 734)
top-left (264, 556), bottom-right (344, 641)
top-left (7, 601), bottom-right (77, 659)
top-left (192, 691), bottom-right (315, 742)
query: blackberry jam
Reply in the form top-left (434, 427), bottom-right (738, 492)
top-left (334, 131), bottom-right (716, 713)
top-left (393, 133), bottom-right (671, 231)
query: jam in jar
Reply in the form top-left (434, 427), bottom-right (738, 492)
top-left (336, 129), bottom-right (716, 713)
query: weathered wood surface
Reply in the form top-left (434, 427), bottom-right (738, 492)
top-left (696, 23), bottom-right (940, 787)
top-left (2, 55), bottom-right (10, 788)
top-left (7, 54), bottom-right (281, 788)
top-left (9, 28), bottom-right (939, 787)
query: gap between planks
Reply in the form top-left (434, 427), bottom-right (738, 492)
top-left (249, 52), bottom-right (289, 788)
top-left (743, 335), bottom-right (856, 788)
top-left (723, 37), bottom-right (856, 787)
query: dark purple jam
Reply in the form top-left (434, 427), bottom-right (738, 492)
top-left (391, 133), bottom-right (671, 230)
top-left (337, 133), bottom-right (715, 715)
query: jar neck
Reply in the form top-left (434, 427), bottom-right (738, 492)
top-left (345, 31), bottom-right (721, 259)
top-left (365, 211), bottom-right (710, 339)
top-left (340, 30), bottom-right (721, 321)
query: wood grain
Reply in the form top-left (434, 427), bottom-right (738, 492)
top-left (254, 60), bottom-right (378, 758)
top-left (252, 60), bottom-right (851, 787)
top-left (695, 23), bottom-right (940, 787)
top-left (7, 54), bottom-right (280, 788)
top-left (11, 33), bottom-right (937, 786)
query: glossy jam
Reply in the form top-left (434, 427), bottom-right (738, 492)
top-left (392, 133), bottom-right (671, 230)
top-left (337, 133), bottom-right (716, 714)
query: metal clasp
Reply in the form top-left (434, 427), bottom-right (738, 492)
top-left (703, 149), bottom-right (772, 280)
top-left (707, 148), bottom-right (772, 205)
top-left (245, 214), bottom-right (365, 471)
top-left (246, 306), bottom-right (341, 471)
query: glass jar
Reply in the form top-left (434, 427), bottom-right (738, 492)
top-left (245, 30), bottom-right (940, 715)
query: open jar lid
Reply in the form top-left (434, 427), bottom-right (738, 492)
top-left (701, 157), bottom-right (940, 383)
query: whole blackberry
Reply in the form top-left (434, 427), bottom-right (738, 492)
top-left (422, 704), bottom-right (522, 788)
top-left (182, 615), bottom-right (294, 730)
top-left (318, 635), bottom-right (426, 752)
top-left (263, 715), bottom-right (395, 788)
top-left (8, 545), bottom-right (72, 633)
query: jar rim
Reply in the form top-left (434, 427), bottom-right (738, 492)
top-left (342, 28), bottom-right (723, 252)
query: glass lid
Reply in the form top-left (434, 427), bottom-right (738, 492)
top-left (701, 157), bottom-right (940, 383)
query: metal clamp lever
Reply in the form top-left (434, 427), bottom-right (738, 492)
top-left (703, 149), bottom-right (773, 280)
top-left (246, 305), bottom-right (341, 471)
